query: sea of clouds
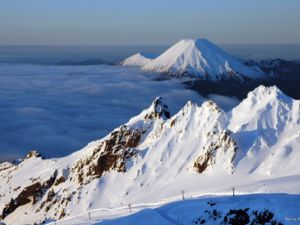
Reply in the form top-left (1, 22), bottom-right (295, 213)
top-left (0, 63), bottom-right (239, 161)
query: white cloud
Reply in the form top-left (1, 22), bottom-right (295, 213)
top-left (0, 63), bottom-right (239, 161)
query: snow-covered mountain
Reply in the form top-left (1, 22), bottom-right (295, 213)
top-left (121, 53), bottom-right (156, 67)
top-left (122, 39), bottom-right (264, 81)
top-left (1, 86), bottom-right (300, 225)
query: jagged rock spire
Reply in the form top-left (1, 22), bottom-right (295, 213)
top-left (144, 97), bottom-right (171, 120)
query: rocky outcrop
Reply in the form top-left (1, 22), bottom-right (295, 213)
top-left (194, 131), bottom-right (238, 173)
top-left (1, 170), bottom-right (58, 219)
top-left (24, 150), bottom-right (42, 159)
top-left (144, 97), bottom-right (171, 120)
top-left (72, 125), bottom-right (142, 185)
top-left (70, 97), bottom-right (171, 185)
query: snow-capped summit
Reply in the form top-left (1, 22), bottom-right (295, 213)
top-left (121, 53), bottom-right (156, 67)
top-left (229, 85), bottom-right (300, 174)
top-left (229, 85), bottom-right (295, 132)
top-left (141, 39), bottom-right (264, 80)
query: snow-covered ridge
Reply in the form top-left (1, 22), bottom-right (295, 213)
top-left (1, 85), bottom-right (300, 225)
top-left (229, 85), bottom-right (294, 132)
top-left (122, 39), bottom-right (264, 81)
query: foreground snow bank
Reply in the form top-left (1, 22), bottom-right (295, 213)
top-left (95, 194), bottom-right (298, 225)
top-left (49, 194), bottom-right (300, 225)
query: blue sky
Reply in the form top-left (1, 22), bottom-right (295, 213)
top-left (0, 0), bottom-right (299, 45)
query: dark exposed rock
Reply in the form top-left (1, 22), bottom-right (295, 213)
top-left (46, 189), bottom-right (55, 202)
top-left (54, 176), bottom-right (65, 186)
top-left (194, 131), bottom-right (238, 173)
top-left (170, 118), bottom-right (177, 127)
top-left (72, 125), bottom-right (142, 185)
top-left (13, 186), bottom-right (21, 192)
top-left (205, 100), bottom-right (220, 112)
top-left (58, 209), bottom-right (66, 219)
top-left (1, 170), bottom-right (58, 219)
top-left (25, 150), bottom-right (42, 159)
top-left (144, 97), bottom-right (171, 120)
top-left (194, 151), bottom-right (213, 174)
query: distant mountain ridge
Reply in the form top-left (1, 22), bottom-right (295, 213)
top-left (244, 58), bottom-right (300, 80)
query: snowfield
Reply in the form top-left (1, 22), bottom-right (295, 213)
top-left (0, 85), bottom-right (300, 225)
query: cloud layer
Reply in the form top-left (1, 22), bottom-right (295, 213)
top-left (0, 63), bottom-right (239, 161)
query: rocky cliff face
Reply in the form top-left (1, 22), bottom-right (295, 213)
top-left (194, 131), bottom-right (238, 173)
top-left (71, 125), bottom-right (142, 185)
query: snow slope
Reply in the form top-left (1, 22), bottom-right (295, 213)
top-left (42, 194), bottom-right (298, 225)
top-left (229, 86), bottom-right (300, 175)
top-left (94, 194), bottom-right (297, 225)
top-left (0, 86), bottom-right (300, 225)
top-left (121, 53), bottom-right (156, 67)
top-left (124, 39), bottom-right (264, 80)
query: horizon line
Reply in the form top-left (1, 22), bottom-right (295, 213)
top-left (1, 42), bottom-right (300, 47)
